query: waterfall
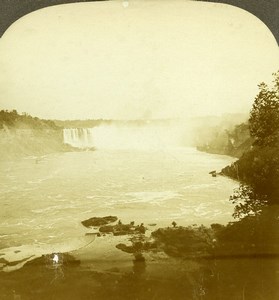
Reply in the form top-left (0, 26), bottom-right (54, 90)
top-left (63, 128), bottom-right (95, 148)
top-left (63, 123), bottom-right (190, 150)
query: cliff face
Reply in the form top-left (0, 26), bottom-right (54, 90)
top-left (196, 123), bottom-right (253, 158)
top-left (0, 110), bottom-right (77, 160)
top-left (0, 127), bottom-right (73, 160)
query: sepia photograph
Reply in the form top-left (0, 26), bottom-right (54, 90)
top-left (0, 0), bottom-right (278, 299)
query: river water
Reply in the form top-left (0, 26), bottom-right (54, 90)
top-left (0, 147), bottom-right (237, 265)
top-left (1, 147), bottom-right (278, 300)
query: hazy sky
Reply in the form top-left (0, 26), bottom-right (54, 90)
top-left (0, 0), bottom-right (278, 120)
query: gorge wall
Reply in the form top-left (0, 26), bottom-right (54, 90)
top-left (0, 127), bottom-right (73, 160)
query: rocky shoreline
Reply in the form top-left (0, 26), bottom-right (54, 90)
top-left (81, 214), bottom-right (279, 259)
top-left (1, 213), bottom-right (278, 299)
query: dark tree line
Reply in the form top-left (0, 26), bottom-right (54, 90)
top-left (249, 71), bottom-right (279, 147)
top-left (0, 109), bottom-right (59, 130)
top-left (222, 71), bottom-right (279, 217)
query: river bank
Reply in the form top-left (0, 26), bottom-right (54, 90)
top-left (1, 212), bottom-right (278, 300)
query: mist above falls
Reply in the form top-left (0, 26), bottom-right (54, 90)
top-left (63, 122), bottom-right (194, 150)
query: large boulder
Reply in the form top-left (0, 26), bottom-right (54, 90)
top-left (81, 216), bottom-right (118, 228)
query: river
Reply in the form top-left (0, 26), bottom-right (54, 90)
top-left (0, 147), bottom-right (237, 264)
top-left (1, 147), bottom-right (278, 300)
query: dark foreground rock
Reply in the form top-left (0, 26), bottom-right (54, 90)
top-left (100, 222), bottom-right (146, 236)
top-left (149, 210), bottom-right (279, 259)
top-left (2, 216), bottom-right (278, 299)
top-left (116, 238), bottom-right (157, 254)
top-left (81, 216), bottom-right (118, 228)
top-left (81, 216), bottom-right (147, 236)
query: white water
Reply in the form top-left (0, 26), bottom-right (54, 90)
top-left (63, 128), bottom-right (95, 148)
top-left (0, 146), bottom-right (237, 270)
top-left (63, 124), bottom-right (193, 150)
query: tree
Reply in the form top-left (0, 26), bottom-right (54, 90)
top-left (249, 71), bottom-right (279, 146)
top-left (229, 184), bottom-right (267, 219)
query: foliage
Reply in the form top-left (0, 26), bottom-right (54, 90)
top-left (222, 71), bottom-right (279, 218)
top-left (0, 109), bottom-right (59, 130)
top-left (151, 226), bottom-right (214, 257)
top-left (214, 206), bottom-right (279, 256)
top-left (249, 71), bottom-right (279, 146)
top-left (224, 145), bottom-right (279, 218)
top-left (229, 184), bottom-right (267, 219)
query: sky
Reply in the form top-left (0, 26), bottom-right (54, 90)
top-left (0, 0), bottom-right (278, 120)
